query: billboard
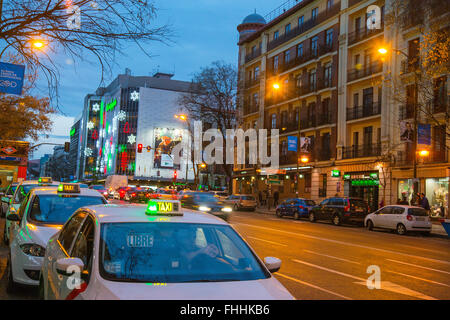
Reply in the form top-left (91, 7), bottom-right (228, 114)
top-left (153, 128), bottom-right (182, 169)
top-left (287, 136), bottom-right (298, 151)
top-left (400, 121), bottom-right (414, 142)
top-left (0, 62), bottom-right (25, 95)
top-left (417, 124), bottom-right (431, 147)
top-left (300, 137), bottom-right (312, 153)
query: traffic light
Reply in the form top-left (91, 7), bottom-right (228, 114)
top-left (173, 170), bottom-right (177, 181)
top-left (137, 144), bottom-right (143, 153)
top-left (64, 142), bottom-right (70, 153)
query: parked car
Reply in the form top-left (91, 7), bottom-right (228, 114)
top-left (365, 205), bottom-right (432, 235)
top-left (224, 194), bottom-right (257, 211)
top-left (154, 188), bottom-right (178, 200)
top-left (276, 198), bottom-right (316, 220)
top-left (0, 182), bottom-right (18, 218)
top-left (209, 190), bottom-right (229, 201)
top-left (89, 185), bottom-right (109, 198)
top-left (123, 187), bottom-right (149, 203)
top-left (180, 191), bottom-right (232, 221)
top-left (114, 186), bottom-right (130, 200)
top-left (309, 197), bottom-right (369, 226)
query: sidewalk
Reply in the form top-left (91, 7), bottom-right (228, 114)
top-left (252, 206), bottom-right (449, 238)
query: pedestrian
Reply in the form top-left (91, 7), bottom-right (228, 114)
top-left (267, 189), bottom-right (272, 210)
top-left (379, 199), bottom-right (385, 208)
top-left (262, 190), bottom-right (267, 206)
top-left (420, 193), bottom-right (430, 214)
top-left (273, 190), bottom-right (279, 207)
top-left (258, 191), bottom-right (263, 207)
top-left (396, 198), bottom-right (401, 205)
top-left (399, 196), bottom-right (408, 205)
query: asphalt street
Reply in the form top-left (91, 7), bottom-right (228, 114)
top-left (0, 203), bottom-right (449, 300)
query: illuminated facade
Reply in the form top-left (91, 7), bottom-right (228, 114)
top-left (235, 0), bottom-right (449, 214)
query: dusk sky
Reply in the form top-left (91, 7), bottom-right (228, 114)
top-left (30, 0), bottom-right (283, 159)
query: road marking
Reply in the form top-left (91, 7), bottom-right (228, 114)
top-left (292, 259), bottom-right (437, 300)
top-left (233, 222), bottom-right (450, 265)
top-left (386, 259), bottom-right (450, 275)
top-left (275, 272), bottom-right (353, 300)
top-left (304, 250), bottom-right (361, 265)
top-left (246, 236), bottom-right (287, 247)
top-left (386, 270), bottom-right (450, 288)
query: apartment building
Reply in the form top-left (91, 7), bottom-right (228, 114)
top-left (235, 0), bottom-right (449, 215)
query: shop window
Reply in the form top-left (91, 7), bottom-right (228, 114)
top-left (426, 178), bottom-right (448, 217)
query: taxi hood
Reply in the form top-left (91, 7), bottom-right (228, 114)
top-left (95, 277), bottom-right (294, 300)
top-left (22, 223), bottom-right (61, 247)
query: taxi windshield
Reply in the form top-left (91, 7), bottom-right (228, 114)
top-left (28, 194), bottom-right (105, 224)
top-left (99, 222), bottom-right (270, 283)
top-left (15, 184), bottom-right (49, 203)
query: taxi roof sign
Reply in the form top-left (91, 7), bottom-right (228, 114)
top-left (38, 177), bottom-right (53, 184)
top-left (146, 199), bottom-right (183, 216)
top-left (57, 183), bottom-right (80, 193)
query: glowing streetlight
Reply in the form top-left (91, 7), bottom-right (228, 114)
top-left (31, 39), bottom-right (46, 50)
top-left (377, 47), bottom-right (388, 55)
top-left (200, 163), bottom-right (206, 168)
top-left (174, 114), bottom-right (187, 121)
top-left (418, 150), bottom-right (429, 157)
top-left (300, 156), bottom-right (309, 163)
top-left (273, 83), bottom-right (280, 90)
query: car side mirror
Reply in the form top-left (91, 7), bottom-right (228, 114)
top-left (56, 257), bottom-right (84, 277)
top-left (6, 213), bottom-right (20, 222)
top-left (264, 257), bottom-right (281, 273)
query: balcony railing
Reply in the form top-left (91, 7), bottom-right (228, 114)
top-left (316, 112), bottom-right (333, 126)
top-left (317, 77), bottom-right (333, 90)
top-left (399, 104), bottom-right (414, 120)
top-left (266, 2), bottom-right (341, 52)
top-left (347, 61), bottom-right (383, 82)
top-left (317, 150), bottom-right (332, 161)
top-left (395, 149), bottom-right (448, 166)
top-left (245, 47), bottom-right (262, 64)
top-left (265, 79), bottom-right (332, 106)
top-left (348, 24), bottom-right (384, 46)
top-left (280, 121), bottom-right (299, 134)
top-left (280, 153), bottom-right (298, 165)
top-left (342, 143), bottom-right (381, 159)
top-left (244, 77), bottom-right (260, 89)
top-left (300, 116), bottom-right (316, 130)
top-left (243, 104), bottom-right (259, 116)
top-left (401, 59), bottom-right (420, 74)
top-left (346, 102), bottom-right (381, 121)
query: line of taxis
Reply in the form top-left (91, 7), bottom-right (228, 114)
top-left (1, 178), bottom-right (293, 300)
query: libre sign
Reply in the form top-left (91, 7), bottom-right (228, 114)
top-left (0, 62), bottom-right (25, 95)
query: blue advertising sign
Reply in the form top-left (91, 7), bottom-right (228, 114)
top-left (0, 62), bottom-right (25, 95)
top-left (287, 136), bottom-right (298, 151)
top-left (417, 124), bottom-right (431, 146)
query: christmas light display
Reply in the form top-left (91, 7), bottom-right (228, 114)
top-left (117, 110), bottom-right (126, 121)
top-left (87, 121), bottom-right (94, 130)
top-left (130, 90), bottom-right (139, 101)
top-left (127, 134), bottom-right (136, 145)
top-left (92, 103), bottom-right (100, 113)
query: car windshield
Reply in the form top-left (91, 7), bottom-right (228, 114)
top-left (90, 185), bottom-right (104, 190)
top-left (99, 222), bottom-right (269, 283)
top-left (192, 193), bottom-right (218, 203)
top-left (15, 184), bottom-right (49, 203)
top-left (28, 195), bottom-right (105, 224)
top-left (408, 208), bottom-right (428, 216)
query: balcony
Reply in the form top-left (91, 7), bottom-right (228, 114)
top-left (300, 116), bottom-right (316, 130)
top-left (317, 77), bottom-right (333, 91)
top-left (317, 149), bottom-right (332, 161)
top-left (348, 24), bottom-right (384, 46)
top-left (245, 47), bottom-right (262, 64)
top-left (266, 2), bottom-right (341, 52)
top-left (432, 100), bottom-right (448, 114)
top-left (244, 77), bottom-right (260, 89)
top-left (401, 59), bottom-right (420, 75)
top-left (395, 149), bottom-right (448, 166)
top-left (279, 121), bottom-right (299, 134)
top-left (243, 104), bottom-right (259, 116)
top-left (347, 61), bottom-right (383, 82)
top-left (399, 104), bottom-right (414, 120)
top-left (342, 143), bottom-right (381, 159)
top-left (280, 153), bottom-right (298, 165)
top-left (316, 112), bottom-right (333, 126)
top-left (346, 102), bottom-right (381, 121)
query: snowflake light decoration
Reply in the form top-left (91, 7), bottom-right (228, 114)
top-left (130, 90), bottom-right (139, 101)
top-left (85, 147), bottom-right (93, 157)
top-left (92, 103), bottom-right (100, 113)
top-left (127, 134), bottom-right (136, 144)
top-left (117, 110), bottom-right (126, 121)
top-left (87, 121), bottom-right (94, 130)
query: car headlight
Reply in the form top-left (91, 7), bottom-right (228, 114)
top-left (20, 244), bottom-right (46, 257)
top-left (221, 207), bottom-right (232, 212)
top-left (199, 206), bottom-right (211, 212)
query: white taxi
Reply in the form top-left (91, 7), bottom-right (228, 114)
top-left (3, 177), bottom-right (59, 245)
top-left (5, 183), bottom-right (106, 293)
top-left (40, 199), bottom-right (294, 300)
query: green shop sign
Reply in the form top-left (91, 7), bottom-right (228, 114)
top-left (351, 179), bottom-right (379, 186)
top-left (106, 99), bottom-right (117, 111)
top-left (331, 170), bottom-right (340, 177)
top-left (70, 128), bottom-right (76, 137)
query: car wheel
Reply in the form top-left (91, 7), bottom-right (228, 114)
top-left (308, 212), bottom-right (315, 222)
top-left (294, 210), bottom-right (300, 220)
top-left (366, 220), bottom-right (374, 231)
top-left (396, 223), bottom-right (407, 235)
top-left (6, 256), bottom-right (18, 294)
top-left (332, 214), bottom-right (341, 226)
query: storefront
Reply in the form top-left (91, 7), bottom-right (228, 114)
top-left (425, 177), bottom-right (448, 218)
top-left (0, 140), bottom-right (29, 188)
top-left (344, 171), bottom-right (380, 212)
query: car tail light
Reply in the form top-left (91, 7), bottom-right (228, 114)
top-left (299, 205), bottom-right (304, 209)
top-left (132, 193), bottom-right (136, 197)
top-left (406, 215), bottom-right (413, 221)
top-left (344, 200), bottom-right (350, 212)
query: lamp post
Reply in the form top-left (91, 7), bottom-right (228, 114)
top-left (377, 46), bottom-right (429, 195)
top-left (174, 114), bottom-right (190, 186)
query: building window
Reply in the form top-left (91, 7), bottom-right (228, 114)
top-left (271, 114), bottom-right (277, 129)
top-left (281, 140), bottom-right (287, 156)
top-left (251, 45), bottom-right (256, 55)
top-left (311, 36), bottom-right (318, 56)
top-left (326, 29), bottom-right (333, 47)
top-left (309, 69), bottom-right (316, 91)
top-left (296, 75), bottom-right (302, 88)
top-left (297, 43), bottom-right (303, 57)
top-left (274, 30), bottom-right (279, 40)
top-left (298, 15), bottom-right (304, 28)
top-left (284, 50), bottom-right (290, 64)
top-left (327, 0), bottom-right (334, 10)
top-left (254, 66), bottom-right (260, 79)
top-left (324, 64), bottom-right (332, 87)
top-left (252, 93), bottom-right (259, 107)
top-left (285, 23), bottom-right (291, 34)
top-left (312, 7), bottom-right (318, 21)
top-left (433, 76), bottom-right (447, 111)
top-left (295, 107), bottom-right (299, 123)
top-left (273, 56), bottom-right (279, 72)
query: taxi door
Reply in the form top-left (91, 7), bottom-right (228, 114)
top-left (47, 212), bottom-right (87, 299)
top-left (9, 194), bottom-right (31, 244)
top-left (59, 214), bottom-right (95, 300)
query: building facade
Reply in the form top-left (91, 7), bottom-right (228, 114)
top-left (235, 0), bottom-right (449, 216)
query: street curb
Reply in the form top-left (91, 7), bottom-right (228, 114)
top-left (252, 209), bottom-right (449, 239)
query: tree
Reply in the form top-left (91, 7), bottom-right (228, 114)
top-left (0, 53), bottom-right (55, 141)
top-left (178, 61), bottom-right (238, 192)
top-left (0, 0), bottom-right (172, 103)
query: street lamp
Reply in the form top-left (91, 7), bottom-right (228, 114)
top-left (174, 113), bottom-right (190, 184)
top-left (31, 39), bottom-right (47, 50)
top-left (300, 156), bottom-right (309, 164)
top-left (273, 83), bottom-right (280, 90)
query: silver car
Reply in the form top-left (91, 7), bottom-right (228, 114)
top-left (225, 194), bottom-right (257, 211)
